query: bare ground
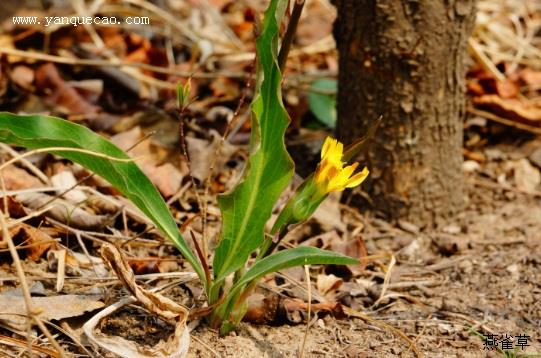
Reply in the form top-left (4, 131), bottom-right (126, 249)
top-left (182, 175), bottom-right (541, 358)
top-left (1, 144), bottom-right (540, 358)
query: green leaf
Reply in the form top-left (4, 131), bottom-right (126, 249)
top-left (307, 79), bottom-right (337, 128)
top-left (0, 112), bottom-right (205, 284)
top-left (176, 80), bottom-right (191, 110)
top-left (213, 246), bottom-right (357, 333)
top-left (230, 247), bottom-right (357, 300)
top-left (212, 0), bottom-right (294, 282)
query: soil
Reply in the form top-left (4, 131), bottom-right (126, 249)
top-left (99, 305), bottom-right (176, 347)
top-left (1, 139), bottom-right (539, 358)
top-left (0, 2), bottom-right (539, 357)
top-left (95, 142), bottom-right (541, 358)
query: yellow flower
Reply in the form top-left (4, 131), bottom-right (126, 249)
top-left (315, 137), bottom-right (369, 193)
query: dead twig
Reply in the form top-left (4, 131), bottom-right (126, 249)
top-left (0, 47), bottom-right (247, 79)
top-left (0, 334), bottom-right (61, 357)
top-left (189, 230), bottom-right (212, 286)
top-left (467, 106), bottom-right (541, 135)
top-left (298, 264), bottom-right (311, 358)
top-left (343, 306), bottom-right (422, 358)
top-left (191, 335), bottom-right (222, 358)
top-left (371, 255), bottom-right (396, 308)
top-left (278, 0), bottom-right (306, 72)
top-left (0, 143), bottom-right (50, 185)
top-left (0, 201), bottom-right (67, 357)
top-left (422, 256), bottom-right (472, 272)
top-left (177, 94), bottom-right (207, 259)
top-left (0, 147), bottom-right (138, 175)
top-left (468, 176), bottom-right (541, 198)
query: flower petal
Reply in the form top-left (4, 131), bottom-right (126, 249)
top-left (321, 137), bottom-right (335, 160)
top-left (341, 162), bottom-right (359, 179)
top-left (317, 137), bottom-right (369, 193)
top-left (315, 160), bottom-right (328, 183)
top-left (345, 167), bottom-right (369, 188)
top-left (328, 140), bottom-right (343, 165)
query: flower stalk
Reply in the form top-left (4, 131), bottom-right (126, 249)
top-left (259, 136), bottom-right (369, 259)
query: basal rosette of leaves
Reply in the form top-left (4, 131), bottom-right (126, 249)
top-left (0, 0), bottom-right (373, 335)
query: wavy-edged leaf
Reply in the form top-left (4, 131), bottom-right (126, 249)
top-left (0, 112), bottom-right (205, 283)
top-left (212, 0), bottom-right (294, 281)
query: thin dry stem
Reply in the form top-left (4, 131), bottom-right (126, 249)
top-left (4, 205), bottom-right (55, 229)
top-left (0, 143), bottom-right (50, 184)
top-left (0, 147), bottom-right (138, 174)
top-left (13, 131), bottom-right (155, 216)
top-left (298, 264), bottom-right (311, 358)
top-left (190, 230), bottom-right (212, 286)
top-left (177, 109), bottom-right (207, 258)
top-left (343, 306), bottom-right (422, 358)
top-left (201, 70), bottom-right (252, 258)
top-left (467, 106), bottom-right (541, 135)
top-left (72, 0), bottom-right (105, 48)
top-left (278, 0), bottom-right (306, 72)
top-left (0, 335), bottom-right (60, 357)
top-left (0, 47), bottom-right (247, 79)
top-left (0, 204), bottom-right (67, 357)
top-left (371, 254), bottom-right (396, 308)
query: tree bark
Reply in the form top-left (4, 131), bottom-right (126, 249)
top-left (332, 0), bottom-right (476, 228)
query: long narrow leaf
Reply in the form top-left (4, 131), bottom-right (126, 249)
top-left (229, 247), bottom-right (358, 300)
top-left (212, 0), bottom-right (294, 281)
top-left (0, 112), bottom-right (205, 283)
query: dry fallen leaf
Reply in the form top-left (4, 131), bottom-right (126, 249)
top-left (51, 170), bottom-right (87, 203)
top-left (111, 126), bottom-right (150, 156)
top-left (316, 274), bottom-right (343, 297)
top-left (295, 1), bottom-right (336, 46)
top-left (0, 295), bottom-right (104, 331)
top-left (111, 126), bottom-right (184, 197)
top-left (16, 192), bottom-right (108, 230)
top-left (312, 192), bottom-right (345, 232)
top-left (9, 65), bottom-right (34, 90)
top-left (207, 0), bottom-right (233, 9)
top-left (1, 164), bottom-right (44, 190)
top-left (519, 68), bottom-right (541, 87)
top-left (529, 147), bottom-right (541, 169)
top-left (0, 196), bottom-right (28, 219)
top-left (510, 158), bottom-right (541, 192)
top-left (186, 132), bottom-right (237, 182)
top-left (7, 223), bottom-right (57, 261)
top-left (331, 236), bottom-right (369, 274)
top-left (494, 79), bottom-right (520, 99)
top-left (473, 95), bottom-right (541, 125)
top-left (35, 63), bottom-right (100, 116)
top-left (149, 163), bottom-right (184, 198)
top-left (83, 243), bottom-right (190, 358)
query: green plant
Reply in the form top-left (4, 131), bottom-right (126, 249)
top-left (0, 0), bottom-right (373, 334)
top-left (308, 78), bottom-right (337, 128)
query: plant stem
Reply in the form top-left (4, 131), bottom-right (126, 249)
top-left (258, 225), bottom-right (289, 260)
top-left (189, 230), bottom-right (211, 290)
top-left (277, 0), bottom-right (306, 72)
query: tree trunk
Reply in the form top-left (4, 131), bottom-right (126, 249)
top-left (332, 0), bottom-right (476, 228)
